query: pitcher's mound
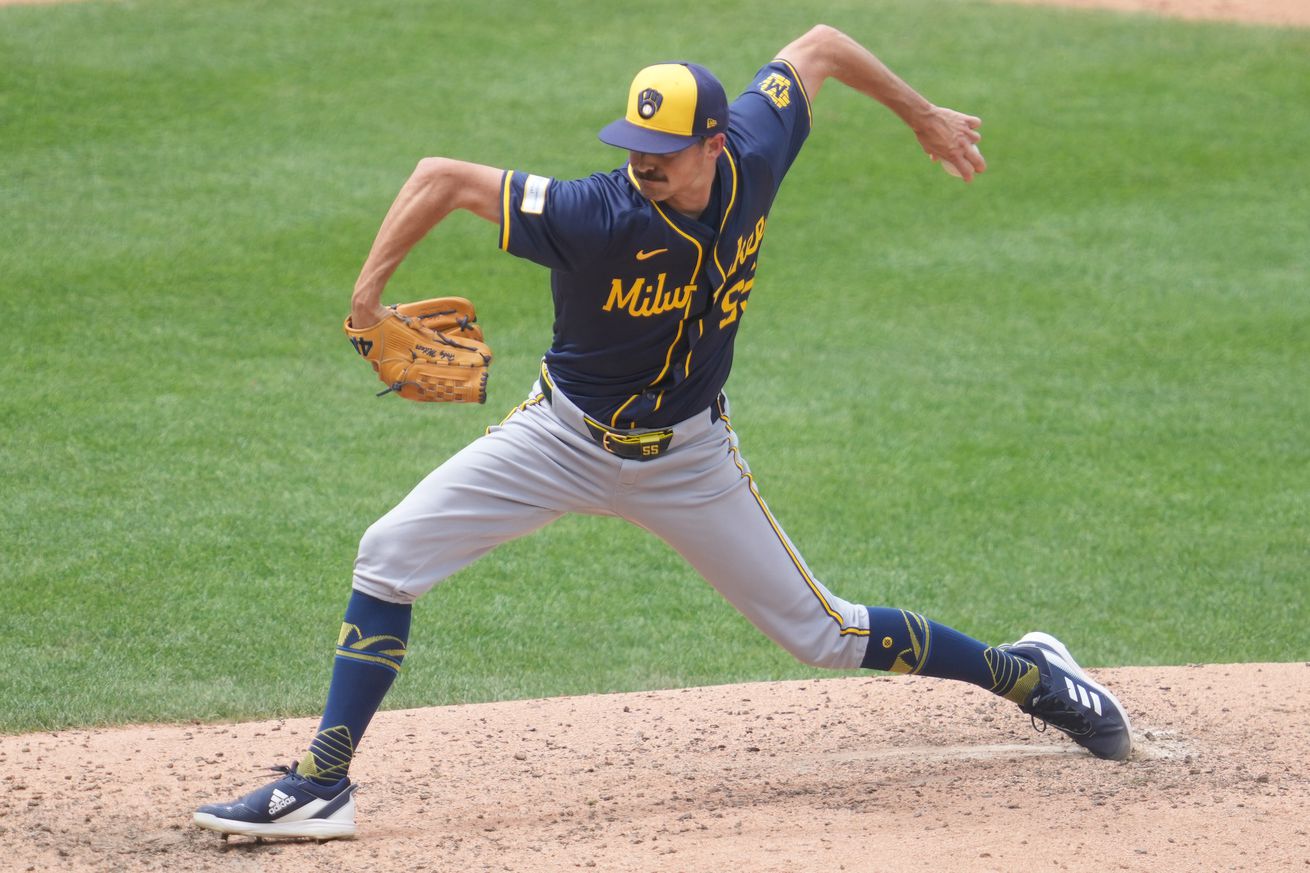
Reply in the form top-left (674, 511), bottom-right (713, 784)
top-left (5, 662), bottom-right (1308, 871)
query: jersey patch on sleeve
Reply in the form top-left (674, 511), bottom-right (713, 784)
top-left (758, 72), bottom-right (792, 109)
top-left (521, 174), bottom-right (550, 215)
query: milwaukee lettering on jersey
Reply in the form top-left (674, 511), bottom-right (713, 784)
top-left (603, 273), bottom-right (695, 318)
top-left (722, 216), bottom-right (767, 283)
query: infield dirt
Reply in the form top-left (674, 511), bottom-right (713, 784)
top-left (5, 0), bottom-right (1310, 23)
top-left (3, 663), bottom-right (1308, 872)
top-left (996, 0), bottom-right (1310, 25)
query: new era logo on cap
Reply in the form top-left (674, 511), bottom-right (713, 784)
top-left (598, 62), bottom-right (728, 154)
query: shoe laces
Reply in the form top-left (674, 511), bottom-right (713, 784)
top-left (1025, 688), bottom-right (1092, 737)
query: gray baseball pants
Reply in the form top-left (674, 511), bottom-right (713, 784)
top-left (352, 376), bottom-right (874, 670)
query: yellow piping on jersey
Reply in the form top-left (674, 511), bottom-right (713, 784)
top-left (709, 146), bottom-right (740, 297)
top-left (683, 320), bottom-right (705, 379)
top-left (617, 163), bottom-right (705, 427)
top-left (721, 412), bottom-right (870, 639)
top-left (683, 144), bottom-right (741, 381)
top-left (610, 392), bottom-right (640, 427)
top-left (652, 315), bottom-right (689, 387)
top-left (498, 171), bottom-right (514, 251)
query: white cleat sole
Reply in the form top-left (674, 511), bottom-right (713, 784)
top-left (193, 811), bottom-right (356, 840)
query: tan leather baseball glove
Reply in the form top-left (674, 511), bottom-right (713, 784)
top-left (343, 297), bottom-right (491, 403)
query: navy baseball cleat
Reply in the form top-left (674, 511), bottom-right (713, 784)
top-left (1001, 632), bottom-right (1133, 761)
top-left (193, 763), bottom-right (357, 840)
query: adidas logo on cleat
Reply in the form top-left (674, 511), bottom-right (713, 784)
top-left (1064, 676), bottom-right (1103, 715)
top-left (268, 788), bottom-right (296, 816)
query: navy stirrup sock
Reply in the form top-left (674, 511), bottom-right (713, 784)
top-left (860, 607), bottom-right (1039, 704)
top-left (298, 590), bottom-right (412, 785)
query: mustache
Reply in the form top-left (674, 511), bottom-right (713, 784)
top-left (634, 169), bottom-right (666, 183)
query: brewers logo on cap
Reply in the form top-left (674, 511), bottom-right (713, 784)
top-left (598, 62), bottom-right (729, 154)
top-left (637, 88), bottom-right (663, 119)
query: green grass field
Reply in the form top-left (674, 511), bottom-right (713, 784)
top-left (2, 0), bottom-right (1306, 735)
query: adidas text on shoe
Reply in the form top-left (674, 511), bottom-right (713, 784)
top-left (1001, 631), bottom-right (1132, 761)
top-left (193, 763), bottom-right (357, 840)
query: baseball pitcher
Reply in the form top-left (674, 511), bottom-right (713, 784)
top-left (195, 24), bottom-right (1131, 841)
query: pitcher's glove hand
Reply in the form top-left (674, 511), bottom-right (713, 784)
top-left (343, 297), bottom-right (491, 403)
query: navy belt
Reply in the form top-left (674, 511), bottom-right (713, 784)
top-left (583, 418), bottom-right (674, 461)
top-left (538, 371), bottom-right (723, 462)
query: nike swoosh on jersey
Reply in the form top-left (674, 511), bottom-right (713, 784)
top-left (635, 248), bottom-right (668, 261)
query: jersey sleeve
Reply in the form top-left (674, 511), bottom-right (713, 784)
top-left (727, 60), bottom-right (813, 182)
top-left (497, 171), bottom-right (613, 272)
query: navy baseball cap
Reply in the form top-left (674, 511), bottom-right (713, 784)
top-left (598, 62), bottom-right (729, 154)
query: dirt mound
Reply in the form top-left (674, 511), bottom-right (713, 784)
top-left (7, 0), bottom-right (1310, 24)
top-left (3, 662), bottom-right (1307, 872)
top-left (996, 0), bottom-right (1310, 26)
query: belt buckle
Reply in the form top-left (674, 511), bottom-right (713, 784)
top-left (584, 416), bottom-right (673, 460)
top-left (596, 428), bottom-right (670, 460)
top-left (601, 430), bottom-right (662, 459)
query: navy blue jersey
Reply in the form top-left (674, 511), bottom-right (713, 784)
top-left (499, 60), bottom-right (811, 428)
